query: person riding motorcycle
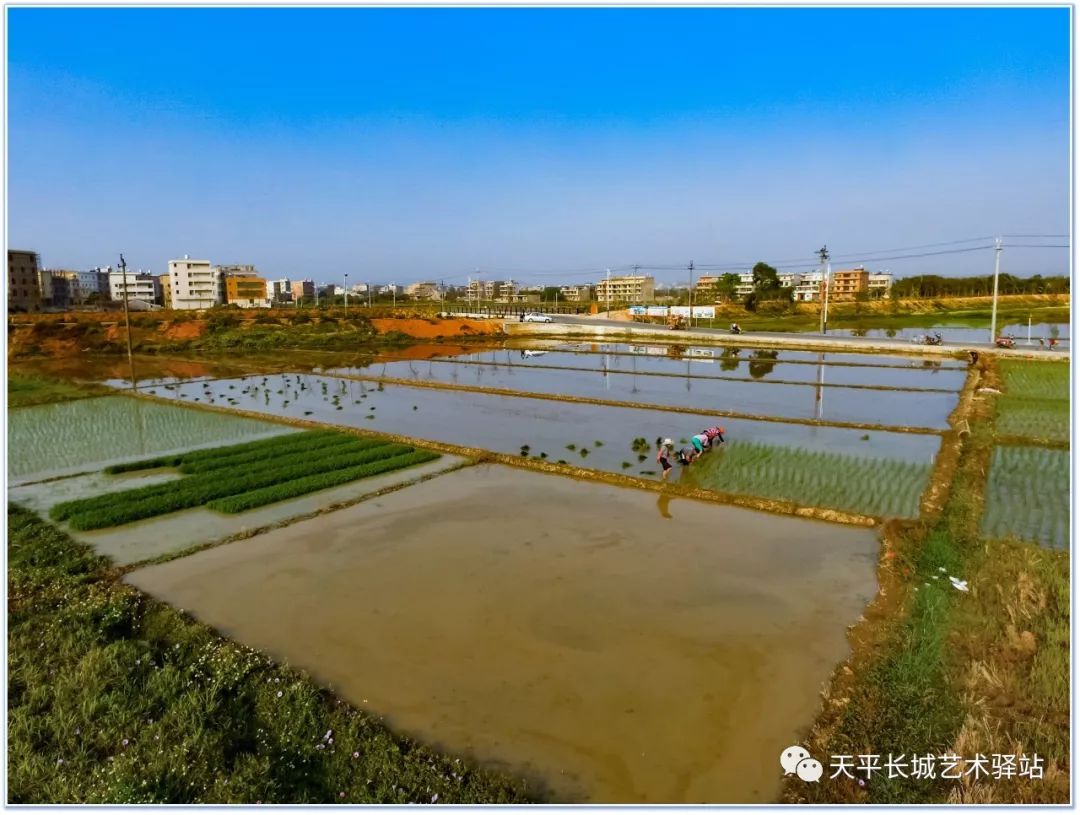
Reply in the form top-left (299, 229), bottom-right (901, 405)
top-left (730, 322), bottom-right (742, 335)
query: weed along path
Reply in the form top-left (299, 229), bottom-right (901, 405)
top-left (126, 464), bottom-right (880, 803)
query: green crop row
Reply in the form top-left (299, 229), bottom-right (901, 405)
top-left (998, 360), bottom-right (1069, 402)
top-left (179, 434), bottom-right (382, 474)
top-left (55, 442), bottom-right (417, 530)
top-left (685, 441), bottom-right (931, 518)
top-left (981, 445), bottom-right (1069, 549)
top-left (103, 430), bottom-right (329, 474)
top-left (207, 450), bottom-right (440, 513)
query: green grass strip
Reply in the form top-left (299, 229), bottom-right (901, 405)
top-left (61, 443), bottom-right (415, 530)
top-left (207, 450), bottom-right (440, 514)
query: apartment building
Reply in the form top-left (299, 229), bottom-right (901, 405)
top-left (557, 285), bottom-right (593, 301)
top-left (38, 270), bottom-right (72, 308)
top-left (8, 249), bottom-right (42, 312)
top-left (830, 267), bottom-right (870, 300)
top-left (405, 281), bottom-right (440, 300)
top-left (109, 269), bottom-right (161, 304)
top-left (167, 257), bottom-right (221, 310)
top-left (595, 274), bottom-right (655, 303)
top-left (291, 280), bottom-right (315, 301)
top-left (868, 272), bottom-right (893, 297)
top-left (76, 269), bottom-right (110, 302)
top-left (794, 271), bottom-right (825, 302)
top-left (465, 279), bottom-right (517, 302)
top-left (225, 273), bottom-right (270, 308)
top-left (267, 278), bottom-right (292, 303)
top-left (778, 272), bottom-right (802, 289)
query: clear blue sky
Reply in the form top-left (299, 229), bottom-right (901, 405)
top-left (8, 7), bottom-right (1071, 285)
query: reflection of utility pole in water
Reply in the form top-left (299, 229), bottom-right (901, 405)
top-left (815, 352), bottom-right (825, 420)
top-left (119, 254), bottom-right (136, 389)
top-left (603, 353), bottom-right (611, 391)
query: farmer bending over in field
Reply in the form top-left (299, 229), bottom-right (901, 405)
top-left (703, 425), bottom-right (726, 448)
top-left (689, 432), bottom-right (711, 459)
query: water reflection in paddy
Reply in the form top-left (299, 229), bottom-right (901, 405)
top-left (321, 360), bottom-right (956, 429)
top-left (126, 465), bottom-right (879, 803)
top-left (359, 350), bottom-right (968, 391)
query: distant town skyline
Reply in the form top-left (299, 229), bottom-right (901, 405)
top-left (9, 7), bottom-right (1070, 283)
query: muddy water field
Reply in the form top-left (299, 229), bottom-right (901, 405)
top-left (10, 339), bottom-right (1007, 802)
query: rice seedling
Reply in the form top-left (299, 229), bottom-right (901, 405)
top-left (998, 360), bottom-right (1069, 401)
top-left (206, 450), bottom-right (440, 513)
top-left (981, 445), bottom-right (1069, 549)
top-left (685, 440), bottom-right (931, 518)
top-left (52, 437), bottom-right (433, 530)
top-left (995, 361), bottom-right (1069, 443)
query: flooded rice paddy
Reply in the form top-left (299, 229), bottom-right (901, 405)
top-left (517, 340), bottom-right (971, 369)
top-left (323, 359), bottom-right (958, 428)
top-left (8, 395), bottom-right (289, 482)
top-left (357, 349), bottom-right (969, 390)
top-left (143, 373), bottom-right (940, 518)
top-left (126, 464), bottom-right (879, 803)
top-left (825, 321), bottom-right (1070, 347)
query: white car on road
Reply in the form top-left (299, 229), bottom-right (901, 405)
top-left (522, 313), bottom-right (553, 323)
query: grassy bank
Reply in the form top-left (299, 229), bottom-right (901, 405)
top-left (683, 294), bottom-right (1069, 333)
top-left (788, 359), bottom-right (1069, 804)
top-left (8, 373), bottom-right (113, 407)
top-left (7, 504), bottom-right (532, 804)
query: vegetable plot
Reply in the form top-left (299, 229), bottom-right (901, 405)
top-left (52, 431), bottom-right (439, 530)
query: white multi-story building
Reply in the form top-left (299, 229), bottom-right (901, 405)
top-left (794, 271), bottom-right (825, 302)
top-left (266, 278), bottom-right (292, 303)
top-left (778, 272), bottom-right (802, 289)
top-left (868, 272), bottom-right (893, 296)
top-left (167, 257), bottom-right (222, 310)
top-left (109, 269), bottom-right (161, 304)
top-left (734, 272), bottom-right (755, 297)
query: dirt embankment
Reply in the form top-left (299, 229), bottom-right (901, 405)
top-left (8, 311), bottom-right (504, 360)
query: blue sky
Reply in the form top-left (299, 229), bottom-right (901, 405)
top-left (7, 7), bottom-right (1071, 285)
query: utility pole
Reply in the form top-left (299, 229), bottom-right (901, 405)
top-left (368, 281), bottom-right (372, 308)
top-left (605, 268), bottom-right (611, 316)
top-left (344, 273), bottom-right (349, 318)
top-left (118, 254), bottom-right (135, 390)
top-left (817, 245), bottom-right (831, 334)
top-left (990, 237), bottom-right (1003, 343)
top-left (391, 282), bottom-right (396, 309)
top-left (688, 260), bottom-right (695, 326)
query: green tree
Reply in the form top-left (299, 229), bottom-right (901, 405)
top-left (712, 273), bottom-right (741, 302)
top-left (542, 286), bottom-right (561, 302)
top-left (751, 262), bottom-right (780, 292)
